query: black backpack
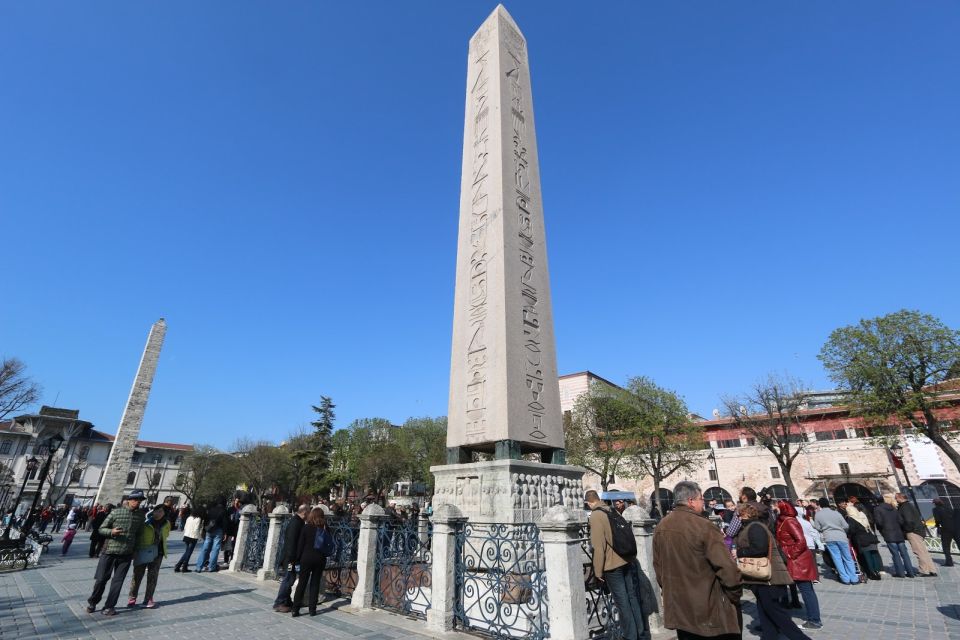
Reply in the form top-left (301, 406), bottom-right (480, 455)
top-left (605, 509), bottom-right (637, 558)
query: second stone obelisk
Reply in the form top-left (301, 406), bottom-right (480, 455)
top-left (447, 4), bottom-right (564, 463)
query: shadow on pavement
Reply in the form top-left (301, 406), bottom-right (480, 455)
top-left (937, 605), bottom-right (960, 621)
top-left (149, 588), bottom-right (256, 607)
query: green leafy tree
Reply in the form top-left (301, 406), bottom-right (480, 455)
top-left (232, 438), bottom-right (290, 509)
top-left (294, 396), bottom-right (336, 493)
top-left (722, 374), bottom-right (809, 500)
top-left (625, 376), bottom-right (705, 514)
top-left (397, 416), bottom-right (447, 494)
top-left (349, 418), bottom-right (407, 501)
top-left (277, 428), bottom-right (315, 503)
top-left (565, 381), bottom-right (640, 491)
top-left (819, 309), bottom-right (960, 473)
top-left (325, 429), bottom-right (356, 501)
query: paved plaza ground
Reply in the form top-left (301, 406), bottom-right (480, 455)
top-left (1, 531), bottom-right (959, 640)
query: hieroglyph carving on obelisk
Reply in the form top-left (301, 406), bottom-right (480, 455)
top-left (95, 318), bottom-right (167, 506)
top-left (447, 5), bottom-right (563, 457)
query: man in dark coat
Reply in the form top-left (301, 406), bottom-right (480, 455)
top-left (932, 498), bottom-right (957, 567)
top-left (272, 504), bottom-right (307, 613)
top-left (896, 493), bottom-right (938, 576)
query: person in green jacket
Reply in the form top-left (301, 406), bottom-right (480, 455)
top-left (86, 490), bottom-right (146, 616)
top-left (129, 504), bottom-right (171, 608)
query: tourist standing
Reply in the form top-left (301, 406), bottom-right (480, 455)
top-left (128, 505), bottom-right (170, 608)
top-left (62, 523), bottom-right (78, 555)
top-left (175, 506), bottom-right (205, 572)
top-left (813, 498), bottom-right (857, 584)
top-left (222, 497), bottom-right (242, 566)
top-left (775, 501), bottom-right (822, 631)
top-left (292, 507), bottom-right (331, 617)
top-left (195, 500), bottom-right (226, 572)
top-left (586, 490), bottom-right (645, 640)
top-left (932, 498), bottom-right (957, 567)
top-left (838, 499), bottom-right (882, 580)
top-left (85, 491), bottom-right (146, 616)
top-left (89, 504), bottom-right (113, 558)
top-left (736, 503), bottom-right (810, 640)
top-left (896, 493), bottom-right (937, 576)
top-left (273, 504), bottom-right (307, 613)
top-left (874, 494), bottom-right (916, 578)
top-left (653, 481), bottom-right (741, 640)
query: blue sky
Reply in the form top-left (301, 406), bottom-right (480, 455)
top-left (2, 2), bottom-right (958, 449)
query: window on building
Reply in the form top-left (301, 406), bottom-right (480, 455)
top-left (174, 455), bottom-right (184, 465)
top-left (787, 434), bottom-right (806, 444)
top-left (34, 445), bottom-right (48, 456)
top-left (744, 437), bottom-right (756, 446)
top-left (126, 471), bottom-right (136, 485)
top-left (717, 439), bottom-right (742, 449)
top-left (151, 472), bottom-right (161, 485)
top-left (176, 473), bottom-right (185, 487)
top-left (28, 465), bottom-right (39, 480)
top-left (770, 467), bottom-right (781, 479)
top-left (815, 429), bottom-right (850, 441)
top-left (70, 467), bottom-right (83, 482)
top-left (839, 463), bottom-right (850, 475)
top-left (833, 429), bottom-right (848, 439)
top-left (709, 469), bottom-right (718, 481)
top-left (132, 452), bottom-right (142, 463)
top-left (151, 454), bottom-right (162, 464)
top-left (0, 440), bottom-right (11, 454)
top-left (78, 445), bottom-right (90, 460)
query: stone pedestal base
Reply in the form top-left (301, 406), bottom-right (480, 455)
top-left (430, 459), bottom-right (585, 522)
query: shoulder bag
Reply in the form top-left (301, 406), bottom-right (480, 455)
top-left (737, 522), bottom-right (772, 581)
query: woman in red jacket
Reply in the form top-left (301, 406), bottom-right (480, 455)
top-left (776, 500), bottom-right (822, 631)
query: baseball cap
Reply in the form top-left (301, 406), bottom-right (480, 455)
top-left (126, 490), bottom-right (146, 500)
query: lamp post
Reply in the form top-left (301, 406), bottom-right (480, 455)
top-left (2, 456), bottom-right (40, 540)
top-left (707, 448), bottom-right (722, 496)
top-left (20, 433), bottom-right (65, 535)
top-left (889, 442), bottom-right (923, 514)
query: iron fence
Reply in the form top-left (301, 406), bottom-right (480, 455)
top-left (453, 522), bottom-right (549, 640)
top-left (272, 515), bottom-right (293, 580)
top-left (373, 518), bottom-right (432, 619)
top-left (324, 517), bottom-right (360, 597)
top-left (240, 516), bottom-right (269, 574)
top-left (578, 523), bottom-right (624, 640)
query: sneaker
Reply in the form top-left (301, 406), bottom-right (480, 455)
top-left (85, 605), bottom-right (96, 614)
top-left (102, 607), bottom-right (117, 617)
top-left (800, 621), bottom-right (823, 631)
top-left (274, 605), bottom-right (292, 613)
top-left (127, 597), bottom-right (137, 607)
top-left (145, 600), bottom-right (156, 609)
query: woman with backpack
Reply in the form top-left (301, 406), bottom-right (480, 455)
top-left (292, 507), bottom-right (333, 617)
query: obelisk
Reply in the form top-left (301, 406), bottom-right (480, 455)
top-left (95, 318), bottom-right (167, 506)
top-left (432, 5), bottom-right (584, 522)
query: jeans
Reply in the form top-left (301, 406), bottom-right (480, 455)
top-left (795, 580), bottom-right (821, 624)
top-left (274, 566), bottom-right (297, 607)
top-left (887, 541), bottom-right (916, 577)
top-left (603, 562), bottom-right (645, 640)
top-left (176, 537), bottom-right (198, 569)
top-left (88, 553), bottom-right (133, 610)
top-left (196, 529), bottom-right (223, 571)
top-left (825, 541), bottom-right (857, 584)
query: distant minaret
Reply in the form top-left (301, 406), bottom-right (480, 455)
top-left (95, 319), bottom-right (167, 506)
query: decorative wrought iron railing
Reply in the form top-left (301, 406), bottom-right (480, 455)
top-left (324, 517), bottom-right (360, 597)
top-left (373, 518), bottom-right (432, 619)
top-left (272, 515), bottom-right (293, 580)
top-left (240, 516), bottom-right (269, 574)
top-left (925, 537), bottom-right (960, 554)
top-left (453, 522), bottom-right (549, 640)
top-left (578, 523), bottom-right (624, 640)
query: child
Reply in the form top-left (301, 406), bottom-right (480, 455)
top-left (62, 523), bottom-right (78, 555)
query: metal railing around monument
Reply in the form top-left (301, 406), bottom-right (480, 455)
top-left (372, 518), bottom-right (432, 619)
top-left (578, 523), bottom-right (624, 640)
top-left (240, 516), bottom-right (269, 574)
top-left (453, 522), bottom-right (549, 640)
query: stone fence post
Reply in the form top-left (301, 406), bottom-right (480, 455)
top-left (418, 511), bottom-right (431, 548)
top-left (538, 506), bottom-right (589, 640)
top-left (622, 505), bottom-right (663, 634)
top-left (426, 505), bottom-right (466, 633)
top-left (350, 503), bottom-right (386, 610)
top-left (257, 504), bottom-right (290, 580)
top-left (228, 504), bottom-right (259, 573)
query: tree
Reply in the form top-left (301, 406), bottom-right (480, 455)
top-left (624, 376), bottom-right (705, 515)
top-left (294, 396), bottom-right (336, 493)
top-left (232, 438), bottom-right (289, 509)
top-left (819, 309), bottom-right (960, 473)
top-left (348, 418), bottom-right (406, 501)
top-left (276, 428), bottom-right (315, 503)
top-left (565, 381), bottom-right (641, 491)
top-left (174, 445), bottom-right (240, 506)
top-left (0, 358), bottom-right (42, 420)
top-left (325, 428), bottom-right (355, 501)
top-left (396, 416), bottom-right (447, 494)
top-left (722, 374), bottom-right (809, 499)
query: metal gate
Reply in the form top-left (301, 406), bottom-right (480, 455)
top-left (272, 516), bottom-right (293, 580)
top-left (324, 518), bottom-right (360, 597)
top-left (579, 523), bottom-right (623, 640)
top-left (240, 517), bottom-right (269, 574)
top-left (372, 519), bottom-right (432, 618)
top-left (453, 522), bottom-right (549, 640)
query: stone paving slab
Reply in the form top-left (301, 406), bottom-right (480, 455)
top-left (2, 531), bottom-right (959, 639)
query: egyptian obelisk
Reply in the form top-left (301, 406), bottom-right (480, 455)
top-left (95, 318), bottom-right (167, 506)
top-left (432, 5), bottom-right (584, 522)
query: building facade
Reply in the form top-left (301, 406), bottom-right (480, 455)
top-left (558, 371), bottom-right (960, 514)
top-left (0, 406), bottom-right (192, 517)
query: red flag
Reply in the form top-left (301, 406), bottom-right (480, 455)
top-left (890, 453), bottom-right (904, 469)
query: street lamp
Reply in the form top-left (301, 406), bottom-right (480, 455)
top-left (2, 456), bottom-right (40, 540)
top-left (707, 448), bottom-right (722, 495)
top-left (888, 442), bottom-right (923, 515)
top-left (20, 433), bottom-right (65, 536)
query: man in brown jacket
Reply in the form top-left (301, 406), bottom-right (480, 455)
top-left (653, 481), bottom-right (742, 640)
top-left (587, 490), bottom-right (645, 640)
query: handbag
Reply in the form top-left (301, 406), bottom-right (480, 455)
top-left (135, 545), bottom-right (159, 566)
top-left (737, 522), bottom-right (772, 581)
